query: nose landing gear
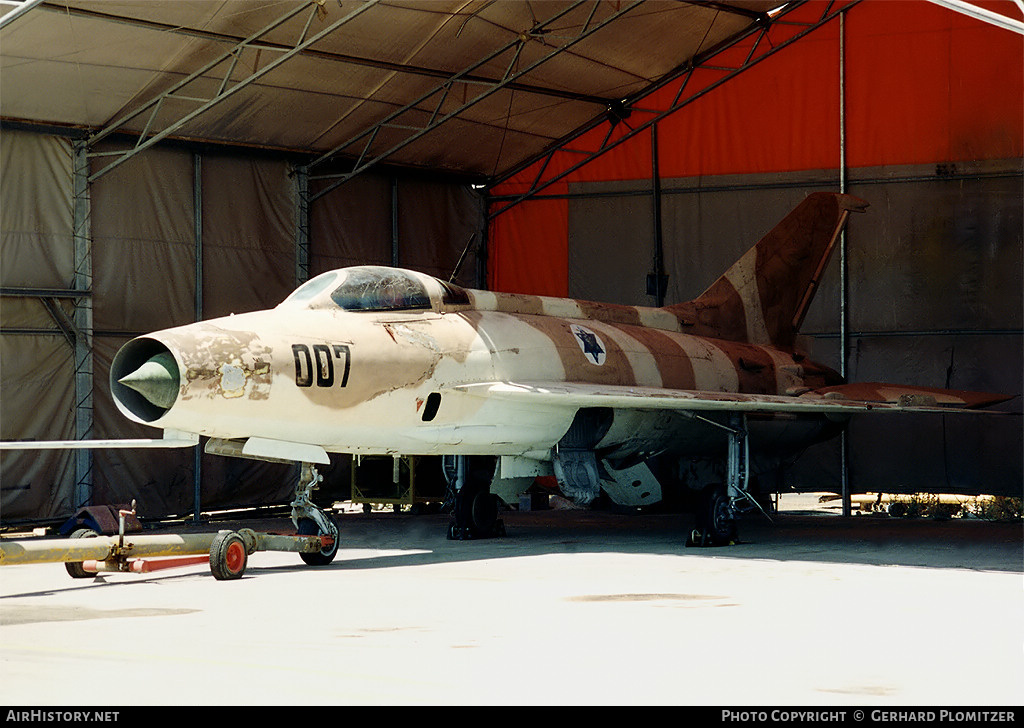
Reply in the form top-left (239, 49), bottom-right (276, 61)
top-left (290, 463), bottom-right (339, 565)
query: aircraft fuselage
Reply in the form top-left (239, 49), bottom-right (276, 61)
top-left (102, 194), bottom-right (1009, 536)
top-left (111, 270), bottom-right (843, 470)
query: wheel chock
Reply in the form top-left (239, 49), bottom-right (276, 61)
top-left (685, 529), bottom-right (738, 547)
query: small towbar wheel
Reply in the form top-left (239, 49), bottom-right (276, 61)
top-left (209, 531), bottom-right (247, 580)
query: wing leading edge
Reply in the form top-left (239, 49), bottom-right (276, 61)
top-left (0, 431), bottom-right (200, 450)
top-left (449, 381), bottom-right (1014, 416)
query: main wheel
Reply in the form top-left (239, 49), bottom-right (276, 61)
top-left (695, 484), bottom-right (737, 544)
top-left (210, 531), bottom-right (247, 580)
top-left (298, 516), bottom-right (339, 566)
top-left (455, 484), bottom-right (499, 537)
top-left (65, 527), bottom-right (99, 579)
top-left (446, 456), bottom-right (501, 539)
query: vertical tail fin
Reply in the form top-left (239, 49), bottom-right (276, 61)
top-left (666, 192), bottom-right (868, 348)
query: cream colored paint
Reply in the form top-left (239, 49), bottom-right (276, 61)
top-left (723, 246), bottom-right (771, 346)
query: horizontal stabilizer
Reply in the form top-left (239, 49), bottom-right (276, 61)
top-left (811, 383), bottom-right (1014, 409)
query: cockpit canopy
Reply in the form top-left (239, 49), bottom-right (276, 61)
top-left (280, 266), bottom-right (467, 312)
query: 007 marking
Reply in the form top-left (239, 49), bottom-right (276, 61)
top-left (292, 343), bottom-right (351, 388)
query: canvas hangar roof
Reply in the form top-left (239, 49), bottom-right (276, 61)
top-left (1, 0), bottom-right (825, 186)
top-left (3, 1), bottom-right (1020, 191)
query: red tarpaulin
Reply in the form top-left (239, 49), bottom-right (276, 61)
top-left (488, 0), bottom-right (1023, 296)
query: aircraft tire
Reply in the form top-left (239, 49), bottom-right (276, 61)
top-left (695, 484), bottom-right (737, 544)
top-left (297, 516), bottom-right (339, 566)
top-left (210, 531), bottom-right (248, 580)
top-left (65, 528), bottom-right (100, 579)
top-left (455, 484), bottom-right (498, 537)
top-left (449, 456), bottom-right (501, 538)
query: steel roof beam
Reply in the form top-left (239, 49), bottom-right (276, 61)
top-left (488, 1), bottom-right (797, 192)
top-left (682, 1), bottom-right (772, 22)
top-left (487, 1), bottom-right (859, 219)
top-left (0, 0), bottom-right (45, 30)
top-left (86, 0), bottom-right (380, 183)
top-left (307, 0), bottom-right (644, 202)
top-left (31, 1), bottom-right (614, 108)
top-left (927, 0), bottom-right (1024, 34)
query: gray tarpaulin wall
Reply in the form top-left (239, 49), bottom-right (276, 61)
top-left (565, 163), bottom-right (1023, 496)
top-left (1, 128), bottom-right (484, 522)
top-left (1, 131), bottom-right (76, 518)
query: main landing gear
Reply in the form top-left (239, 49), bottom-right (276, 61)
top-left (443, 455), bottom-right (505, 540)
top-left (691, 483), bottom-right (739, 546)
top-left (688, 414), bottom-right (772, 547)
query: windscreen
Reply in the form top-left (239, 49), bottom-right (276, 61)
top-left (281, 271), bottom-right (340, 305)
top-left (329, 267), bottom-right (431, 312)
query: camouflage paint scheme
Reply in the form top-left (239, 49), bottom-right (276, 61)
top-left (110, 193), bottom-right (1010, 508)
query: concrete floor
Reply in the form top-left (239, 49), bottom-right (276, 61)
top-left (1, 501), bottom-right (1021, 707)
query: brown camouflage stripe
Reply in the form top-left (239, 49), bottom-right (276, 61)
top-left (451, 193), bottom-right (871, 396)
top-left (518, 315), bottom-right (638, 386)
top-left (603, 324), bottom-right (696, 390)
top-left (461, 303), bottom-right (801, 396)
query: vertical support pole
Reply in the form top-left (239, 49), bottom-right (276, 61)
top-left (194, 154), bottom-right (204, 320)
top-left (476, 189), bottom-right (489, 290)
top-left (650, 125), bottom-right (666, 307)
top-left (391, 177), bottom-right (400, 267)
top-left (293, 164), bottom-right (311, 488)
top-left (476, 209), bottom-right (488, 289)
top-left (192, 153), bottom-right (204, 524)
top-left (839, 12), bottom-right (852, 519)
top-left (72, 142), bottom-right (93, 509)
top-left (294, 165), bottom-right (310, 287)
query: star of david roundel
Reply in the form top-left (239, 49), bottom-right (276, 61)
top-left (570, 324), bottom-right (606, 366)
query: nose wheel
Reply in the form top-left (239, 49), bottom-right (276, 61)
top-left (291, 463), bottom-right (340, 565)
top-left (297, 516), bottom-right (339, 565)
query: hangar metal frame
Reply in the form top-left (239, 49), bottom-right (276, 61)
top-left (930, 0), bottom-right (1024, 33)
top-left (85, 0), bottom-right (381, 184)
top-left (6, 0), bottom-right (809, 189)
top-left (1, 0), bottom-right (1020, 191)
top-left (11, 0), bottom-right (624, 124)
top-left (305, 0), bottom-right (646, 202)
top-left (72, 143), bottom-right (93, 510)
top-left (485, 0), bottom-right (857, 217)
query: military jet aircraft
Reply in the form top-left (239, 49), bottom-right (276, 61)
top-left (90, 191), bottom-right (1008, 557)
top-left (5, 192), bottom-right (1009, 558)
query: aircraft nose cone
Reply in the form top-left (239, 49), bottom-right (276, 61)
top-left (118, 352), bottom-right (179, 409)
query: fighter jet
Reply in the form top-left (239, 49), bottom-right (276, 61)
top-left (86, 191), bottom-right (1009, 557)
